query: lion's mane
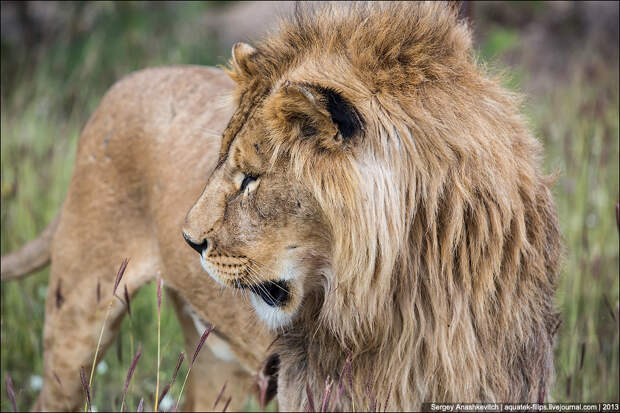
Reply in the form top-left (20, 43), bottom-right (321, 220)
top-left (232, 2), bottom-right (561, 409)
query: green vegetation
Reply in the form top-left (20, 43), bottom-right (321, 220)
top-left (534, 69), bottom-right (619, 402)
top-left (1, 2), bottom-right (618, 411)
top-left (1, 3), bottom-right (224, 411)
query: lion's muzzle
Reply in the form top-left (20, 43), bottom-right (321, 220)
top-left (183, 232), bottom-right (209, 255)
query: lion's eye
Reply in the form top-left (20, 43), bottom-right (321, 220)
top-left (240, 174), bottom-right (258, 191)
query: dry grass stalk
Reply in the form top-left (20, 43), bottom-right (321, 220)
top-left (335, 353), bottom-right (352, 406)
top-left (305, 381), bottom-right (316, 412)
top-left (120, 343), bottom-right (142, 412)
top-left (191, 325), bottom-right (212, 365)
top-left (155, 277), bottom-right (163, 412)
top-left (122, 282), bottom-right (136, 383)
top-left (80, 366), bottom-right (92, 412)
top-left (213, 381), bottom-right (227, 410)
top-left (85, 258), bottom-right (129, 412)
top-left (174, 325), bottom-right (214, 411)
top-left (137, 397), bottom-right (144, 412)
top-left (383, 382), bottom-right (393, 412)
top-left (158, 352), bottom-right (185, 408)
top-left (222, 396), bottom-right (232, 412)
top-left (4, 374), bottom-right (17, 412)
top-left (123, 284), bottom-right (132, 317)
top-left (320, 376), bottom-right (333, 412)
top-left (55, 279), bottom-right (64, 309)
top-left (53, 371), bottom-right (63, 387)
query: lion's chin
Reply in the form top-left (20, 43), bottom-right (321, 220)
top-left (199, 256), bottom-right (297, 329)
top-left (250, 293), bottom-right (294, 330)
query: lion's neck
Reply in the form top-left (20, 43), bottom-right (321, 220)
top-left (275, 290), bottom-right (403, 411)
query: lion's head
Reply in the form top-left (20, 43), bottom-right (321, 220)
top-left (183, 2), bottom-right (560, 407)
top-left (181, 2), bottom-right (474, 332)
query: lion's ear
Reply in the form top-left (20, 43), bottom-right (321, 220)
top-left (226, 42), bottom-right (258, 83)
top-left (266, 82), bottom-right (364, 150)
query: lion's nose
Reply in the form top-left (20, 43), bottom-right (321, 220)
top-left (183, 232), bottom-right (209, 255)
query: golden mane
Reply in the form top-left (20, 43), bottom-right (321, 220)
top-left (227, 2), bottom-right (561, 409)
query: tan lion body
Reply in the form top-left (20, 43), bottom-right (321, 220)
top-left (2, 2), bottom-right (561, 412)
top-left (3, 66), bottom-right (275, 411)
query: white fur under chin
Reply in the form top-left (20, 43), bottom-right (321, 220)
top-left (200, 254), bottom-right (297, 330)
top-left (250, 293), bottom-right (293, 330)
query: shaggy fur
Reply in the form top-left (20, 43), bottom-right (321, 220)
top-left (186, 2), bottom-right (561, 410)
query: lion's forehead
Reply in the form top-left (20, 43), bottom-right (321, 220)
top-left (218, 80), bottom-right (271, 164)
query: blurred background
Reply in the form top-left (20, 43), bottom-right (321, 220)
top-left (1, 1), bottom-right (618, 410)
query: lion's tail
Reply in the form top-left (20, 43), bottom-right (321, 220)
top-left (1, 214), bottom-right (60, 281)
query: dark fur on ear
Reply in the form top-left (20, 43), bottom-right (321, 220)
top-left (263, 81), bottom-right (364, 153)
top-left (314, 86), bottom-right (364, 141)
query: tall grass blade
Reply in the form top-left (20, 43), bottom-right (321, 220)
top-left (137, 397), bottom-right (144, 413)
top-left (538, 380), bottom-right (546, 403)
top-left (336, 353), bottom-right (352, 405)
top-left (85, 258), bottom-right (129, 412)
top-left (365, 381), bottom-right (376, 412)
top-left (113, 258), bottom-right (130, 296)
top-left (120, 343), bottom-right (142, 412)
top-left (155, 277), bottom-right (163, 412)
top-left (158, 383), bottom-right (171, 408)
top-left (4, 374), bottom-right (17, 412)
top-left (175, 324), bottom-right (214, 411)
top-left (55, 279), bottom-right (64, 309)
top-left (192, 325), bottom-right (214, 365)
top-left (213, 381), bottom-right (227, 409)
top-left (305, 381), bottom-right (316, 412)
top-left (320, 376), bottom-right (333, 412)
top-left (222, 396), bottom-right (232, 412)
top-left (53, 371), bottom-right (63, 387)
top-left (80, 366), bottom-right (92, 412)
top-left (159, 351), bottom-right (185, 407)
top-left (383, 382), bottom-right (393, 412)
top-left (124, 284), bottom-right (132, 318)
top-left (157, 277), bottom-right (163, 313)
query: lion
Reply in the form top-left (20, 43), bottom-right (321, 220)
top-left (2, 2), bottom-right (561, 411)
top-left (1, 66), bottom-right (276, 410)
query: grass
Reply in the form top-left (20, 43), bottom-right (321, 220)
top-left (533, 67), bottom-right (620, 402)
top-left (1, 2), bottom-right (619, 411)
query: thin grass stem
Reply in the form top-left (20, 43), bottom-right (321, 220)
top-left (175, 325), bottom-right (214, 411)
top-left (84, 259), bottom-right (128, 412)
top-left (155, 277), bottom-right (163, 412)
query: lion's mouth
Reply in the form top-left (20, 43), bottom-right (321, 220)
top-left (197, 254), bottom-right (291, 308)
top-left (236, 279), bottom-right (290, 307)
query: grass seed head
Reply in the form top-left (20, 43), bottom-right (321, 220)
top-left (113, 258), bottom-right (129, 296)
top-left (80, 366), bottom-right (92, 412)
top-left (123, 284), bottom-right (132, 317)
top-left (192, 325), bottom-right (214, 366)
top-left (120, 344), bottom-right (142, 412)
top-left (4, 374), bottom-right (17, 412)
